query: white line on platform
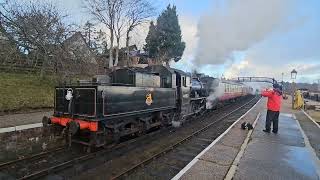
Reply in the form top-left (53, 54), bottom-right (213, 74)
top-left (281, 113), bottom-right (294, 118)
top-left (224, 112), bottom-right (260, 180)
top-left (295, 117), bottom-right (320, 178)
top-left (171, 98), bottom-right (262, 180)
top-left (0, 123), bottom-right (43, 133)
top-left (302, 110), bottom-right (320, 129)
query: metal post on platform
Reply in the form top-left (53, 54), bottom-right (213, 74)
top-left (291, 69), bottom-right (297, 109)
top-left (281, 73), bottom-right (284, 95)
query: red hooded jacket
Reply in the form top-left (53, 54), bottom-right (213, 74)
top-left (261, 89), bottom-right (282, 112)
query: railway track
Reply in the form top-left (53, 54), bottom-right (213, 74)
top-left (112, 96), bottom-right (259, 179)
top-left (0, 120), bottom-right (174, 180)
top-left (0, 146), bottom-right (65, 170)
top-left (0, 96), bottom-right (258, 180)
top-left (0, 145), bottom-right (88, 180)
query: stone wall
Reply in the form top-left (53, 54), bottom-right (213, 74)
top-left (0, 127), bottom-right (64, 163)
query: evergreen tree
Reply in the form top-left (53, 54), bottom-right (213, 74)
top-left (83, 21), bottom-right (96, 49)
top-left (144, 21), bottom-right (159, 58)
top-left (95, 29), bottom-right (108, 55)
top-left (144, 5), bottom-right (185, 65)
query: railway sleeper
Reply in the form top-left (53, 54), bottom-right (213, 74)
top-left (176, 145), bottom-right (204, 152)
top-left (160, 157), bottom-right (189, 169)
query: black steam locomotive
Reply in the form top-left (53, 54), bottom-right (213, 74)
top-left (43, 65), bottom-right (252, 149)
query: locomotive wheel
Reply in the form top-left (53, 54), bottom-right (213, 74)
top-left (112, 128), bottom-right (121, 143)
top-left (64, 129), bottom-right (72, 148)
top-left (137, 130), bottom-right (146, 136)
top-left (85, 146), bottom-right (92, 153)
top-left (102, 128), bottom-right (114, 148)
top-left (68, 121), bottom-right (80, 136)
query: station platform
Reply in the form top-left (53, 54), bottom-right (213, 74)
top-left (0, 110), bottom-right (52, 129)
top-left (304, 98), bottom-right (320, 124)
top-left (305, 98), bottom-right (320, 106)
top-left (173, 97), bottom-right (320, 180)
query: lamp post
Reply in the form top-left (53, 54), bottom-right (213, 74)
top-left (281, 72), bottom-right (285, 97)
top-left (291, 69), bottom-right (297, 109)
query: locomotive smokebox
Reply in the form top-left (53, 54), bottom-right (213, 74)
top-left (68, 121), bottom-right (80, 135)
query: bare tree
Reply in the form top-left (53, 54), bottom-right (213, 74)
top-left (84, 0), bottom-right (121, 69)
top-left (0, 0), bottom-right (72, 77)
top-left (85, 0), bottom-right (154, 68)
top-left (113, 0), bottom-right (126, 66)
top-left (124, 0), bottom-right (154, 65)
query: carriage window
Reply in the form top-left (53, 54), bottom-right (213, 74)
top-left (186, 77), bottom-right (190, 87)
top-left (161, 77), bottom-right (172, 88)
top-left (161, 77), bottom-right (166, 87)
top-left (182, 77), bottom-right (186, 87)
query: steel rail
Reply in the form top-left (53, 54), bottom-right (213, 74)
top-left (111, 97), bottom-right (259, 179)
top-left (0, 146), bottom-right (65, 169)
top-left (16, 123), bottom-right (167, 180)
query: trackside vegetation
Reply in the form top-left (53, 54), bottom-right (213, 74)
top-left (0, 73), bottom-right (55, 113)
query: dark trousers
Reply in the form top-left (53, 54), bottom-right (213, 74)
top-left (265, 110), bottom-right (280, 132)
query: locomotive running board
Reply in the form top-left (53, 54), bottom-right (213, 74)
top-left (104, 107), bottom-right (176, 119)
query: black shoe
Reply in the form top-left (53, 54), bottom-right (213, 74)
top-left (247, 123), bottom-right (253, 130)
top-left (272, 131), bottom-right (278, 134)
top-left (241, 122), bottom-right (247, 130)
top-left (263, 129), bottom-right (270, 133)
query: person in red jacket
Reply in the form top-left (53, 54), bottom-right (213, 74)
top-left (261, 83), bottom-right (282, 133)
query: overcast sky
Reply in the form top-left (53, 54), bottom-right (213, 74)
top-left (4, 0), bottom-right (320, 83)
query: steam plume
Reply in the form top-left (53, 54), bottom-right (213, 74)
top-left (206, 79), bottom-right (224, 109)
top-left (195, 0), bottom-right (289, 66)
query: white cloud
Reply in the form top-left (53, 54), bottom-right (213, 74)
top-left (194, 0), bottom-right (292, 66)
top-left (171, 15), bottom-right (198, 71)
top-left (225, 58), bottom-right (320, 83)
top-left (217, 0), bottom-right (320, 83)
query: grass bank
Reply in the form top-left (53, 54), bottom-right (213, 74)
top-left (0, 73), bottom-right (55, 112)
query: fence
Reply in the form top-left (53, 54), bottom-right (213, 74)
top-left (0, 58), bottom-right (54, 74)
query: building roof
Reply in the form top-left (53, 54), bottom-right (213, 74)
top-left (63, 32), bottom-right (89, 47)
top-left (62, 31), bottom-right (97, 64)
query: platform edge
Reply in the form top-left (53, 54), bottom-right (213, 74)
top-left (171, 98), bottom-right (262, 180)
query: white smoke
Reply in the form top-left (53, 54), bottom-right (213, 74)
top-left (206, 79), bottom-right (224, 109)
top-left (243, 82), bottom-right (272, 95)
top-left (205, 80), bottom-right (273, 109)
top-left (195, 0), bottom-right (290, 66)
